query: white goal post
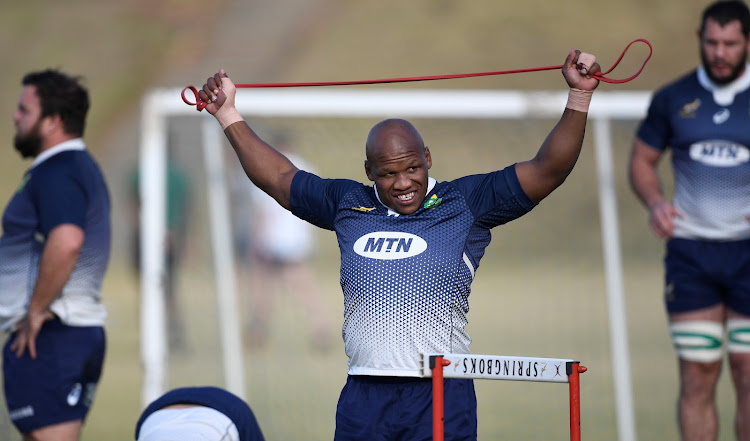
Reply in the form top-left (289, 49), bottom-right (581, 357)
top-left (139, 87), bottom-right (651, 441)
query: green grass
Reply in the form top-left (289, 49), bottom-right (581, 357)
top-left (0, 0), bottom-right (741, 440)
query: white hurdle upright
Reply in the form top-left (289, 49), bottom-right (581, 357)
top-left (421, 353), bottom-right (587, 441)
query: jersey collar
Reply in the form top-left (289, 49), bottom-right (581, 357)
top-left (374, 177), bottom-right (437, 217)
top-left (697, 63), bottom-right (750, 106)
top-left (31, 138), bottom-right (86, 169)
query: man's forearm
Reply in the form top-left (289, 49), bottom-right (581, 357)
top-left (538, 108), bottom-right (587, 179)
top-left (629, 157), bottom-right (665, 209)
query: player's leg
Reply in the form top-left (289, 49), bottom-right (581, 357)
top-left (24, 420), bottom-right (82, 441)
top-left (665, 238), bottom-right (727, 441)
top-left (721, 238), bottom-right (750, 441)
top-left (727, 314), bottom-right (750, 441)
top-left (670, 306), bottom-right (724, 441)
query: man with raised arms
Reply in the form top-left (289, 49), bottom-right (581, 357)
top-left (196, 48), bottom-right (600, 440)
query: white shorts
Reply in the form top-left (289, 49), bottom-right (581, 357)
top-left (137, 406), bottom-right (240, 441)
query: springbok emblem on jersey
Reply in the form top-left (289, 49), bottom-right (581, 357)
top-left (423, 194), bottom-right (442, 209)
top-left (352, 206), bottom-right (376, 212)
top-left (16, 174), bottom-right (30, 193)
top-left (679, 99), bottom-right (701, 118)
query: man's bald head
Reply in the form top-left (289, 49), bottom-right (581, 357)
top-left (365, 118), bottom-right (425, 161)
top-left (363, 118), bottom-right (432, 214)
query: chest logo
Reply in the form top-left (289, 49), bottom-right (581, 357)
top-left (689, 141), bottom-right (749, 167)
top-left (16, 174), bottom-right (30, 193)
top-left (352, 206), bottom-right (375, 212)
top-left (353, 232), bottom-right (427, 260)
top-left (423, 194), bottom-right (443, 210)
top-left (679, 99), bottom-right (701, 118)
top-left (713, 108), bottom-right (730, 125)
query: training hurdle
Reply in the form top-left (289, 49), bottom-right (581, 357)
top-left (421, 353), bottom-right (587, 441)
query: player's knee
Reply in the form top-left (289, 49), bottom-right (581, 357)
top-left (670, 321), bottom-right (724, 363)
top-left (727, 319), bottom-right (750, 354)
top-left (726, 319), bottom-right (750, 388)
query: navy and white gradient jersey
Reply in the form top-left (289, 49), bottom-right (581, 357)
top-left (290, 165), bottom-right (535, 376)
top-left (637, 64), bottom-right (750, 240)
top-left (0, 139), bottom-right (111, 331)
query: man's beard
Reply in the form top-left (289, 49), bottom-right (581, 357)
top-left (13, 123), bottom-right (42, 158)
top-left (701, 47), bottom-right (748, 85)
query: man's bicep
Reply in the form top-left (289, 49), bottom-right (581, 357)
top-left (46, 224), bottom-right (85, 254)
top-left (631, 137), bottom-right (664, 169)
top-left (514, 159), bottom-right (556, 204)
top-left (265, 167), bottom-right (299, 210)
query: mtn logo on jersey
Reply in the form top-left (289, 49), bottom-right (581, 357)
top-left (713, 108), bottom-right (730, 125)
top-left (689, 141), bottom-right (749, 167)
top-left (353, 232), bottom-right (427, 260)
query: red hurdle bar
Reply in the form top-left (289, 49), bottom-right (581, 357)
top-left (429, 355), bottom-right (587, 441)
top-left (430, 355), bottom-right (452, 441)
top-left (568, 361), bottom-right (587, 441)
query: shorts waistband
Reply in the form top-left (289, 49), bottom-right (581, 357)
top-left (348, 375), bottom-right (430, 384)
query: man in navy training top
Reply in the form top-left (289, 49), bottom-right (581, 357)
top-left (195, 47), bottom-right (601, 441)
top-left (0, 70), bottom-right (111, 441)
top-left (629, 1), bottom-right (750, 440)
top-left (135, 386), bottom-right (265, 441)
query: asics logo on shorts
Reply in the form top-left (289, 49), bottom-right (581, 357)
top-left (353, 232), bottom-right (427, 260)
top-left (67, 383), bottom-right (82, 406)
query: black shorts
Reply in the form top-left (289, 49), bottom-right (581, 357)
top-left (3, 319), bottom-right (106, 434)
top-left (334, 375), bottom-right (477, 441)
top-left (664, 238), bottom-right (750, 315)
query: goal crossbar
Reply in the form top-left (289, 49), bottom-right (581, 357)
top-left (152, 88), bottom-right (649, 119)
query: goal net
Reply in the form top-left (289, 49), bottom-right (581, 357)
top-left (139, 87), bottom-right (652, 440)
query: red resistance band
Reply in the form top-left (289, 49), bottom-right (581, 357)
top-left (182, 38), bottom-right (652, 111)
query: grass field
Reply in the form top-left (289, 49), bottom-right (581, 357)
top-left (0, 0), bottom-right (743, 440)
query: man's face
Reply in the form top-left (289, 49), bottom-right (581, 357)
top-left (700, 18), bottom-right (749, 85)
top-left (365, 129), bottom-right (432, 215)
top-left (13, 86), bottom-right (44, 158)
